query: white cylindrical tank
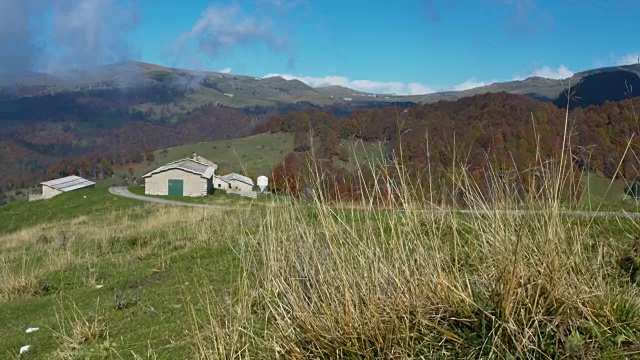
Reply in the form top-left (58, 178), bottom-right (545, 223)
top-left (257, 175), bottom-right (268, 192)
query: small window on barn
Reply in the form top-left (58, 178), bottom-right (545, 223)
top-left (218, 184), bottom-right (221, 188)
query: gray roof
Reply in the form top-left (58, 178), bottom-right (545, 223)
top-left (41, 176), bottom-right (95, 192)
top-left (142, 159), bottom-right (216, 179)
top-left (223, 173), bottom-right (254, 186)
top-left (193, 155), bottom-right (216, 167)
top-left (213, 175), bottom-right (230, 183)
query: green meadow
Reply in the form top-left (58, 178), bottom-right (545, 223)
top-left (3, 154), bottom-right (640, 358)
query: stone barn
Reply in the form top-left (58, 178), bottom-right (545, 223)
top-left (30, 175), bottom-right (95, 201)
top-left (223, 173), bottom-right (255, 192)
top-left (142, 158), bottom-right (216, 197)
top-left (212, 175), bottom-right (231, 190)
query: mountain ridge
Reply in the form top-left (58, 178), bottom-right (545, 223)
top-left (411, 63), bottom-right (640, 104)
top-left (2, 61), bottom-right (640, 107)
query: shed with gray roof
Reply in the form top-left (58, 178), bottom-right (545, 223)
top-left (142, 157), bottom-right (217, 197)
top-left (221, 173), bottom-right (255, 192)
top-left (31, 175), bottom-right (95, 200)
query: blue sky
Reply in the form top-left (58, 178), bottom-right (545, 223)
top-left (2, 0), bottom-right (640, 94)
top-left (132, 0), bottom-right (639, 94)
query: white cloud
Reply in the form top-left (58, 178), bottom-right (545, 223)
top-left (48, 0), bottom-right (140, 72)
top-left (451, 77), bottom-right (497, 91)
top-left (530, 65), bottom-right (573, 79)
top-left (176, 4), bottom-right (284, 60)
top-left (263, 67), bottom-right (576, 96)
top-left (513, 64), bottom-right (573, 80)
top-left (257, 0), bottom-right (310, 11)
top-left (0, 0), bottom-right (140, 74)
top-left (350, 79), bottom-right (434, 95)
top-left (616, 53), bottom-right (640, 65)
top-left (218, 67), bottom-right (232, 74)
top-left (263, 73), bottom-right (435, 95)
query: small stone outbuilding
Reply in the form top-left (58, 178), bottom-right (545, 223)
top-left (223, 173), bottom-right (255, 192)
top-left (30, 175), bottom-right (95, 201)
top-left (142, 158), bottom-right (216, 197)
top-left (212, 175), bottom-right (231, 190)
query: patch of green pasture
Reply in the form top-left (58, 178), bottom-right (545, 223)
top-left (0, 199), bottom-right (250, 358)
top-left (579, 174), bottom-right (640, 212)
top-left (0, 240), bottom-right (242, 359)
top-left (338, 139), bottom-right (389, 170)
top-left (0, 188), bottom-right (142, 235)
top-left (99, 132), bottom-right (294, 188)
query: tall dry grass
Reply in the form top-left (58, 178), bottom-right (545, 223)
top-left (53, 298), bottom-right (110, 359)
top-left (223, 106), bottom-right (640, 358)
top-left (240, 157), bottom-right (640, 358)
top-left (186, 274), bottom-right (258, 359)
top-left (0, 255), bottom-right (46, 302)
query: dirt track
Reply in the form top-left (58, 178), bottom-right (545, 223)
top-left (110, 186), bottom-right (640, 219)
top-left (108, 186), bottom-right (226, 209)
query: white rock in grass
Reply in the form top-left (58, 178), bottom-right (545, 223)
top-left (19, 345), bottom-right (32, 355)
top-left (25, 327), bottom-right (40, 333)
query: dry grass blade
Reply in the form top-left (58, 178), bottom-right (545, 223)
top-left (54, 298), bottom-right (108, 359)
top-left (0, 256), bottom-right (48, 302)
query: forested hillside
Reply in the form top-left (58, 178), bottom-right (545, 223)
top-left (3, 61), bottom-right (640, 206)
top-left (264, 92), bottom-right (640, 203)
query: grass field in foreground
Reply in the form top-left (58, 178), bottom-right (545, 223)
top-left (4, 161), bottom-right (640, 358)
top-left (0, 204), bottom-right (247, 358)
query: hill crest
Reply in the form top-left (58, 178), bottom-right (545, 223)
top-left (3, 61), bottom-right (640, 108)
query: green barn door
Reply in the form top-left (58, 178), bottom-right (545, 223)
top-left (168, 179), bottom-right (184, 196)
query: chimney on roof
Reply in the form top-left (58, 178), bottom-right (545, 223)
top-left (192, 152), bottom-right (197, 160)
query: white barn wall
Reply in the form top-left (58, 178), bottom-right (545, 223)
top-left (229, 180), bottom-right (254, 192)
top-left (42, 185), bottom-right (63, 199)
top-left (145, 169), bottom-right (209, 197)
top-left (212, 176), bottom-right (230, 190)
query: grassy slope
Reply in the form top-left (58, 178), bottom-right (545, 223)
top-left (97, 132), bottom-right (294, 187)
top-left (580, 174), bottom-right (640, 212)
top-left (0, 188), bottom-right (252, 358)
top-left (0, 188), bottom-right (141, 235)
top-left (337, 139), bottom-right (389, 170)
top-left (2, 176), bottom-right (640, 358)
top-left (100, 133), bottom-right (387, 186)
top-left (153, 132), bottom-right (294, 175)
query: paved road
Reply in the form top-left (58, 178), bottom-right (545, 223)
top-left (453, 208), bottom-right (640, 219)
top-left (109, 186), bottom-right (226, 209)
top-left (110, 186), bottom-right (640, 219)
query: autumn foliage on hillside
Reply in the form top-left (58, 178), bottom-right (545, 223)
top-left (0, 105), bottom-right (254, 194)
top-left (266, 92), bottom-right (640, 204)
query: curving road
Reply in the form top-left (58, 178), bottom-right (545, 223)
top-left (109, 186), bottom-right (226, 209)
top-left (110, 186), bottom-right (640, 219)
top-left (452, 208), bottom-right (640, 219)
